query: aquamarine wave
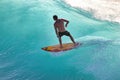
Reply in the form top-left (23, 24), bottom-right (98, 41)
top-left (0, 0), bottom-right (120, 80)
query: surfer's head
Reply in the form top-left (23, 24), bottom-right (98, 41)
top-left (53, 15), bottom-right (58, 21)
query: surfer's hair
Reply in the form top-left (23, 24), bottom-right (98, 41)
top-left (53, 15), bottom-right (58, 20)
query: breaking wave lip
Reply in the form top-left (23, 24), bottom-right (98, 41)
top-left (64, 0), bottom-right (120, 23)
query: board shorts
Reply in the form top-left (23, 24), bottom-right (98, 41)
top-left (58, 31), bottom-right (71, 37)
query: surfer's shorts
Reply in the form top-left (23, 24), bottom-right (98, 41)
top-left (58, 31), bottom-right (71, 37)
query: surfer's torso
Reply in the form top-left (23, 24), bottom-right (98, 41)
top-left (54, 19), bottom-right (66, 32)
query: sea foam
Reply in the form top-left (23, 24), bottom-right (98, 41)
top-left (64, 0), bottom-right (120, 23)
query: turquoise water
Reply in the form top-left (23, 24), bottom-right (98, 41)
top-left (0, 0), bottom-right (120, 80)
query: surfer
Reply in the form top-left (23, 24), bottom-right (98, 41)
top-left (53, 15), bottom-right (76, 48)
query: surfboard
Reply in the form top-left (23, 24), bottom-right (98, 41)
top-left (41, 43), bottom-right (80, 52)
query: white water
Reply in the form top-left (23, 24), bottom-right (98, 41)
top-left (64, 0), bottom-right (120, 23)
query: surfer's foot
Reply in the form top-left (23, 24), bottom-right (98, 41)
top-left (74, 42), bottom-right (79, 46)
top-left (60, 45), bottom-right (63, 48)
top-left (60, 46), bottom-right (63, 48)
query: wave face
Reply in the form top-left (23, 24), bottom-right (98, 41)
top-left (0, 0), bottom-right (120, 80)
top-left (65, 0), bottom-right (120, 23)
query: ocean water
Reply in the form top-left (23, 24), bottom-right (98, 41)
top-left (0, 0), bottom-right (120, 80)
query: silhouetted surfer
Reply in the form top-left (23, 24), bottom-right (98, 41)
top-left (53, 15), bottom-right (76, 48)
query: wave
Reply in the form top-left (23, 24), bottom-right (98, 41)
top-left (64, 0), bottom-right (120, 23)
top-left (76, 36), bottom-right (120, 47)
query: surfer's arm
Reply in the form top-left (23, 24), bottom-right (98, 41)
top-left (61, 19), bottom-right (69, 27)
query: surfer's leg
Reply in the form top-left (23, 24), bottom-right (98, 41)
top-left (58, 37), bottom-right (63, 48)
top-left (64, 31), bottom-right (76, 44)
top-left (69, 34), bottom-right (76, 44)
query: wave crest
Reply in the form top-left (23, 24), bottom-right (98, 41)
top-left (64, 0), bottom-right (120, 23)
